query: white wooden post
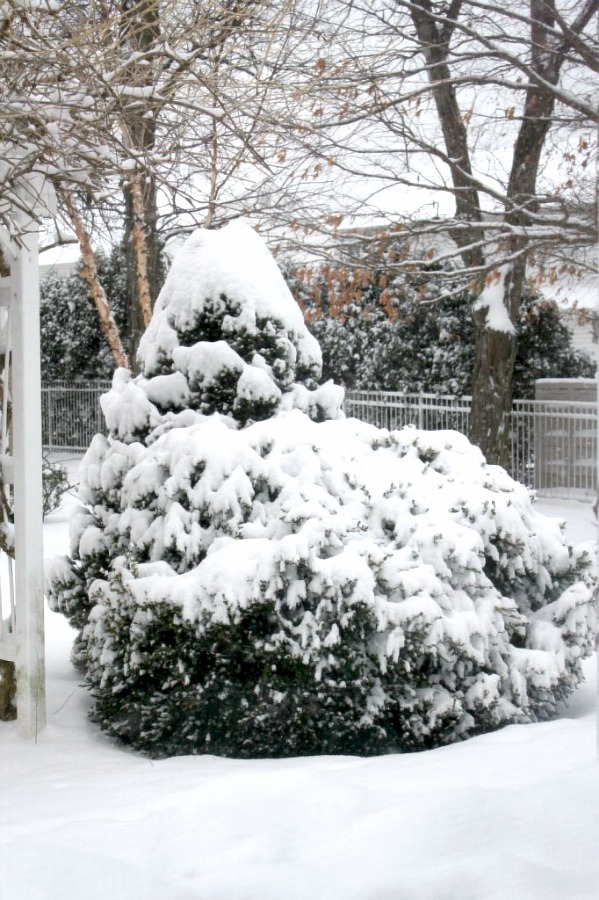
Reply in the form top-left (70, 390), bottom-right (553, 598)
top-left (12, 214), bottom-right (46, 738)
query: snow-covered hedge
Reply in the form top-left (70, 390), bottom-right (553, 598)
top-left (47, 222), bottom-right (596, 759)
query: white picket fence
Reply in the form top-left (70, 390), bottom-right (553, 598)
top-left (41, 383), bottom-right (597, 498)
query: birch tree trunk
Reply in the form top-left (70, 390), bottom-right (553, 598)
top-left (126, 167), bottom-right (154, 330)
top-left (63, 193), bottom-right (130, 371)
top-left (120, 0), bottom-right (163, 369)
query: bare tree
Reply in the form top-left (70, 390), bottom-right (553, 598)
top-left (88, 0), bottom-right (333, 362)
top-left (291, 0), bottom-right (598, 465)
top-left (0, 2), bottom-right (118, 230)
top-left (1, 0), bottom-right (326, 367)
top-left (8, 0), bottom-right (593, 454)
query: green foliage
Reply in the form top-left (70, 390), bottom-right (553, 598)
top-left (0, 660), bottom-right (16, 721)
top-left (292, 265), bottom-right (595, 398)
top-left (47, 226), bottom-right (596, 761)
top-left (40, 246), bottom-right (129, 381)
top-left (42, 457), bottom-right (71, 517)
top-left (48, 413), bottom-right (597, 759)
top-left (514, 298), bottom-right (596, 397)
top-left (86, 585), bottom-right (387, 759)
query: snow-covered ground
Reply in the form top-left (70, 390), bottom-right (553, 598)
top-left (1, 463), bottom-right (597, 900)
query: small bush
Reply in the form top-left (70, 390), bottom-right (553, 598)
top-left (42, 457), bottom-right (71, 517)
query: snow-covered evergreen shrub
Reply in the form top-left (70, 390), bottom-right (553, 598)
top-left (41, 246), bottom-right (129, 381)
top-left (293, 265), bottom-right (596, 397)
top-left (47, 222), bottom-right (596, 759)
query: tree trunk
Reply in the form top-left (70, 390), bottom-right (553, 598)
top-left (122, 169), bottom-right (162, 367)
top-left (409, 1), bottom-right (485, 259)
top-left (63, 193), bottom-right (130, 370)
top-left (470, 308), bottom-right (516, 469)
top-left (471, 0), bottom-right (564, 466)
top-left (410, 1), bottom-right (514, 462)
top-left (0, 659), bottom-right (16, 721)
top-left (409, 0), bottom-right (576, 467)
top-left (120, 0), bottom-right (164, 370)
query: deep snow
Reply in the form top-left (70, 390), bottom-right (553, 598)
top-left (0, 465), bottom-right (597, 900)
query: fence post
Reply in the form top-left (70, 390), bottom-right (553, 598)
top-left (46, 386), bottom-right (53, 453)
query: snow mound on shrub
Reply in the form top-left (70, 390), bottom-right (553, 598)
top-left (139, 221), bottom-right (319, 371)
top-left (47, 412), bottom-right (595, 758)
top-left (131, 220), bottom-right (341, 427)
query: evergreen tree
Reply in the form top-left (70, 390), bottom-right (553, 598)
top-left (294, 265), bottom-right (595, 398)
top-left (40, 246), bottom-right (129, 382)
top-left (514, 297), bottom-right (595, 398)
top-left (47, 223), bottom-right (596, 760)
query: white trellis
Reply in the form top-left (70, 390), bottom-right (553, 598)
top-left (0, 202), bottom-right (46, 739)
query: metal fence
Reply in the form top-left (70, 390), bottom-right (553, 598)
top-left (42, 380), bottom-right (111, 452)
top-left (345, 390), bottom-right (597, 498)
top-left (40, 383), bottom-right (597, 498)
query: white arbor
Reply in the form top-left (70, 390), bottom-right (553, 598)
top-left (0, 186), bottom-right (49, 738)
